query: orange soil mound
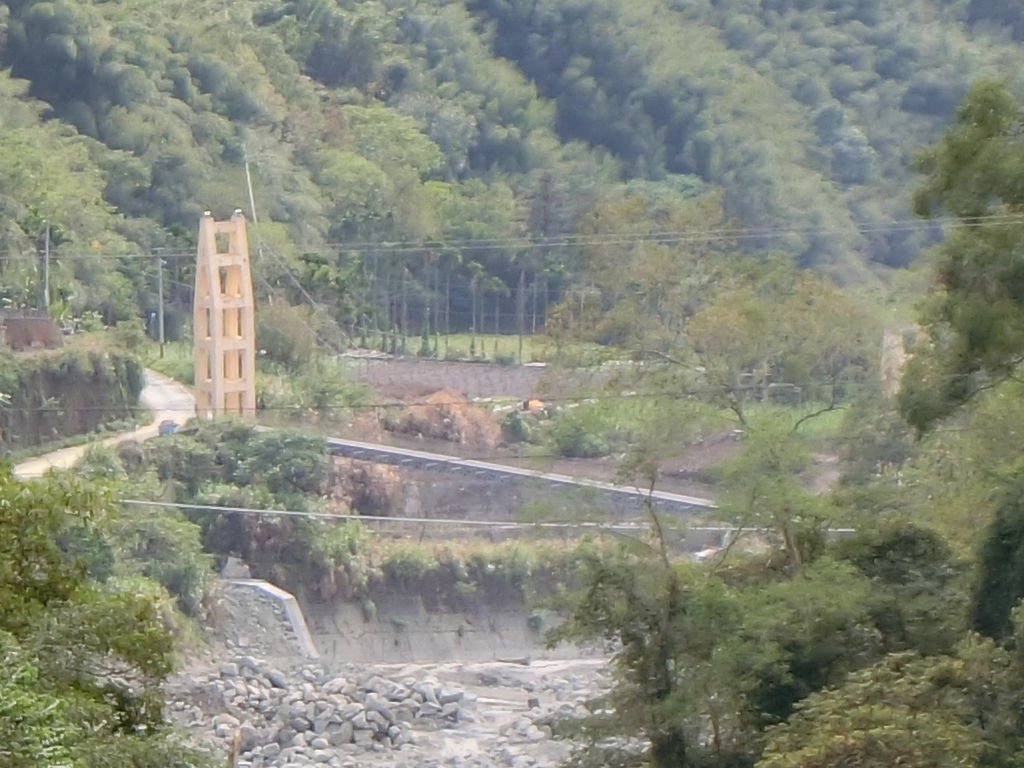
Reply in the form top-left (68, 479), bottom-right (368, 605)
top-left (384, 388), bottom-right (502, 449)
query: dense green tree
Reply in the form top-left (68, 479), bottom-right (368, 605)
top-left (683, 267), bottom-right (879, 425)
top-left (549, 542), bottom-right (882, 768)
top-left (0, 630), bottom-right (86, 767)
top-left (758, 651), bottom-right (987, 768)
top-left (971, 476), bottom-right (1024, 639)
top-left (717, 415), bottom-right (831, 571)
top-left (900, 81), bottom-right (1024, 433)
top-left (0, 468), bottom-right (208, 767)
top-left (759, 605), bottom-right (1024, 768)
top-left (834, 523), bottom-right (966, 655)
top-left (126, 422), bottom-right (341, 593)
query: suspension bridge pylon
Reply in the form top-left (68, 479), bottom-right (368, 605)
top-left (193, 210), bottom-right (257, 420)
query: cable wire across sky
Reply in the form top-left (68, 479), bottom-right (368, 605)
top-left (0, 212), bottom-right (1018, 261)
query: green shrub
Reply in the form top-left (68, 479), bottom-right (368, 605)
top-left (361, 598), bottom-right (377, 622)
top-left (501, 410), bottom-right (531, 443)
top-left (256, 303), bottom-right (317, 371)
top-left (156, 357), bottom-right (193, 385)
top-left (418, 328), bottom-right (432, 357)
top-left (76, 445), bottom-right (127, 480)
top-left (111, 509), bottom-right (213, 618)
top-left (551, 412), bottom-right (611, 458)
top-left (382, 543), bottom-right (435, 583)
top-left (76, 311), bottom-right (105, 332)
top-left (112, 320), bottom-right (148, 353)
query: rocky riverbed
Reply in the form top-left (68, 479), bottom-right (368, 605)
top-left (167, 655), bottom-right (609, 768)
top-left (167, 581), bottom-right (610, 767)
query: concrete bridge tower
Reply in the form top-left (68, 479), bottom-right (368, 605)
top-left (194, 210), bottom-right (257, 420)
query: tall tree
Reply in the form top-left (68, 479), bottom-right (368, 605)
top-left (758, 651), bottom-right (988, 768)
top-left (548, 545), bottom-right (880, 768)
top-left (759, 605), bottom-right (1024, 768)
top-left (901, 81), bottom-right (1024, 432)
top-left (971, 475), bottom-right (1024, 639)
top-left (0, 468), bottom-right (208, 766)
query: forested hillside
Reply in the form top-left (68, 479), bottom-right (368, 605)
top-left (0, 0), bottom-right (1020, 338)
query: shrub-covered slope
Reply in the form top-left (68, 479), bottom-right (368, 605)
top-left (0, 0), bottom-right (1020, 326)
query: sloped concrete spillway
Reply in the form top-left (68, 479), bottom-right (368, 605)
top-left (227, 579), bottom-right (320, 659)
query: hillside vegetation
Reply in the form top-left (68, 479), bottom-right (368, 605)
top-left (0, 346), bottom-right (143, 451)
top-left (0, 0), bottom-right (1021, 340)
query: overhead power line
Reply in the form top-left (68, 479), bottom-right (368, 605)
top-left (0, 212), bottom-right (1019, 262)
top-left (121, 500), bottom-right (856, 539)
top-left (315, 212), bottom-right (1024, 253)
top-left (121, 498), bottom-right (727, 532)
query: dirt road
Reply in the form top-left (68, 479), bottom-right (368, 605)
top-left (13, 370), bottom-right (195, 478)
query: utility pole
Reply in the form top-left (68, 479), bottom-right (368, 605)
top-left (517, 267), bottom-right (525, 364)
top-left (40, 221), bottom-right (50, 312)
top-left (243, 145), bottom-right (260, 228)
top-left (243, 144), bottom-right (266, 262)
top-left (155, 251), bottom-right (166, 358)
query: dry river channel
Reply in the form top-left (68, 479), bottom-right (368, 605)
top-left (169, 582), bottom-right (612, 768)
